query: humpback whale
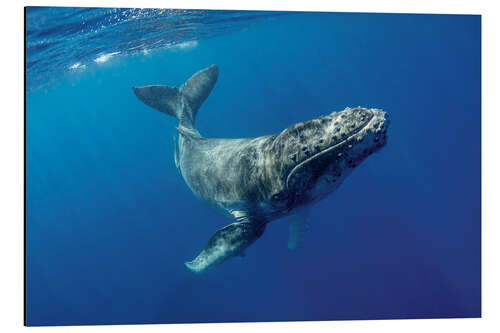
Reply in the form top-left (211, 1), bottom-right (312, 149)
top-left (132, 64), bottom-right (390, 273)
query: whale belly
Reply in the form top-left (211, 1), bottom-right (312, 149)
top-left (177, 134), bottom-right (281, 218)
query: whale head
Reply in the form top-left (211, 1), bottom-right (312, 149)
top-left (268, 107), bottom-right (390, 209)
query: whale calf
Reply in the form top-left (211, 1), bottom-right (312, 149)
top-left (132, 64), bottom-right (390, 273)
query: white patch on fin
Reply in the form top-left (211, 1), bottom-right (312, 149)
top-left (173, 134), bottom-right (180, 169)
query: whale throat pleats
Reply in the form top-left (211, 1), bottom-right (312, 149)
top-left (132, 64), bottom-right (219, 129)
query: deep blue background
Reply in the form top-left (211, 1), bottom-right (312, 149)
top-left (26, 11), bottom-right (481, 326)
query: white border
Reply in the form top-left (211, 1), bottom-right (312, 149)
top-left (2, 0), bottom-right (498, 332)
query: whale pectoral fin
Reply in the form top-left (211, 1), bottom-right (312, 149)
top-left (287, 208), bottom-right (310, 250)
top-left (185, 221), bottom-right (266, 274)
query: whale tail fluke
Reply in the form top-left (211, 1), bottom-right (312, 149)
top-left (132, 64), bottom-right (219, 129)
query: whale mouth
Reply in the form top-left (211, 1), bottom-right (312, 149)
top-left (285, 108), bottom-right (389, 189)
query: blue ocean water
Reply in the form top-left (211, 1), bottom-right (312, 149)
top-left (26, 7), bottom-right (481, 326)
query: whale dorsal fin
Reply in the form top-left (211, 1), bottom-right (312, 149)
top-left (132, 65), bottom-right (219, 129)
top-left (287, 208), bottom-right (310, 250)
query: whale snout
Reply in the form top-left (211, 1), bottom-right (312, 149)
top-left (328, 107), bottom-right (389, 142)
top-left (335, 108), bottom-right (390, 171)
top-left (360, 108), bottom-right (390, 149)
top-left (331, 107), bottom-right (374, 135)
top-left (284, 107), bottom-right (390, 193)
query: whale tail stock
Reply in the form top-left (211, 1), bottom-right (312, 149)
top-left (132, 64), bottom-right (219, 129)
